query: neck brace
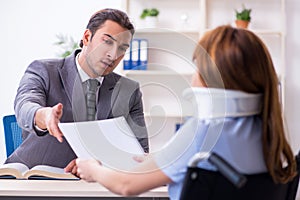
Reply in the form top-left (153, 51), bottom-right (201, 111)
top-left (182, 87), bottom-right (262, 119)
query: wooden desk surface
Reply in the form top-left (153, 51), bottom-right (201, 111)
top-left (0, 179), bottom-right (168, 198)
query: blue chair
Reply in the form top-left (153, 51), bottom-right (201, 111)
top-left (3, 115), bottom-right (22, 157)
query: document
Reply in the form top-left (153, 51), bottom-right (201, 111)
top-left (58, 117), bottom-right (144, 171)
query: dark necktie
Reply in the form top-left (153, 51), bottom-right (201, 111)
top-left (86, 79), bottom-right (99, 121)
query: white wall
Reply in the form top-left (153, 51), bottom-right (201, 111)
top-left (282, 2), bottom-right (300, 195)
top-left (285, 0), bottom-right (300, 154)
top-left (0, 0), bottom-right (124, 163)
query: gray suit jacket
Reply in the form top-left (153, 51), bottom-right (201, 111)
top-left (5, 49), bottom-right (149, 168)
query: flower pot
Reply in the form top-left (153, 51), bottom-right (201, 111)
top-left (235, 20), bottom-right (250, 29)
top-left (145, 16), bottom-right (158, 28)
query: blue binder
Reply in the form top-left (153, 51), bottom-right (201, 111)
top-left (139, 39), bottom-right (148, 70)
top-left (123, 49), bottom-right (131, 70)
top-left (123, 39), bottom-right (148, 70)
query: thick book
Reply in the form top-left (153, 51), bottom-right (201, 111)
top-left (58, 117), bottom-right (144, 171)
top-left (0, 163), bottom-right (79, 180)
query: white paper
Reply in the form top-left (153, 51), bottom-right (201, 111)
top-left (59, 117), bottom-right (144, 171)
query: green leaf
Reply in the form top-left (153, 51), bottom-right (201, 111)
top-left (54, 34), bottom-right (79, 58)
top-left (235, 4), bottom-right (251, 21)
top-left (140, 8), bottom-right (159, 19)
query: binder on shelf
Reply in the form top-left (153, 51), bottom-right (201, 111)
top-left (123, 49), bottom-right (131, 70)
top-left (139, 39), bottom-right (148, 70)
top-left (131, 39), bottom-right (139, 70)
top-left (123, 39), bottom-right (148, 70)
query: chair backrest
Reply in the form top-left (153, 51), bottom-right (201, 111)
top-left (180, 152), bottom-right (300, 200)
top-left (3, 115), bottom-right (22, 157)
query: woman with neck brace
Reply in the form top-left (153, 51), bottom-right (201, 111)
top-left (75, 25), bottom-right (297, 200)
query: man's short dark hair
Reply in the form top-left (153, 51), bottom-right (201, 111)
top-left (79, 8), bottom-right (135, 48)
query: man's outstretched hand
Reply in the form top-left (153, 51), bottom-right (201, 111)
top-left (35, 103), bottom-right (64, 142)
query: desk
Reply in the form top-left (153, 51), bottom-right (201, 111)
top-left (0, 180), bottom-right (169, 200)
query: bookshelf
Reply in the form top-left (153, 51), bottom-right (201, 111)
top-left (121, 0), bottom-right (286, 151)
top-left (200, 0), bottom-right (286, 108)
top-left (120, 0), bottom-right (201, 150)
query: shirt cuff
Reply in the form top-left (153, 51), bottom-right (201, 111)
top-left (34, 124), bottom-right (48, 132)
top-left (34, 119), bottom-right (48, 136)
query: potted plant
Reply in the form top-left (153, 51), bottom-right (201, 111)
top-left (140, 8), bottom-right (160, 28)
top-left (235, 4), bottom-right (251, 29)
top-left (54, 34), bottom-right (79, 58)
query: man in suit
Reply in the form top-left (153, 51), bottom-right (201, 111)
top-left (5, 8), bottom-right (149, 169)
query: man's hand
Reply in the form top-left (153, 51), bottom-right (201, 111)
top-left (35, 103), bottom-right (64, 142)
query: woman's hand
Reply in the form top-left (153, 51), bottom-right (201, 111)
top-left (76, 158), bottom-right (102, 182)
top-left (133, 153), bottom-right (149, 163)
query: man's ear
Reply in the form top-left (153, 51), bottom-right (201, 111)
top-left (82, 29), bottom-right (92, 46)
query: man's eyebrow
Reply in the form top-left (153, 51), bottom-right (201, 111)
top-left (103, 33), bottom-right (130, 47)
top-left (104, 34), bottom-right (117, 42)
top-left (122, 43), bottom-right (130, 48)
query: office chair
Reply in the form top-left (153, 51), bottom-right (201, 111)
top-left (3, 114), bottom-right (22, 157)
top-left (180, 152), bottom-right (300, 200)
